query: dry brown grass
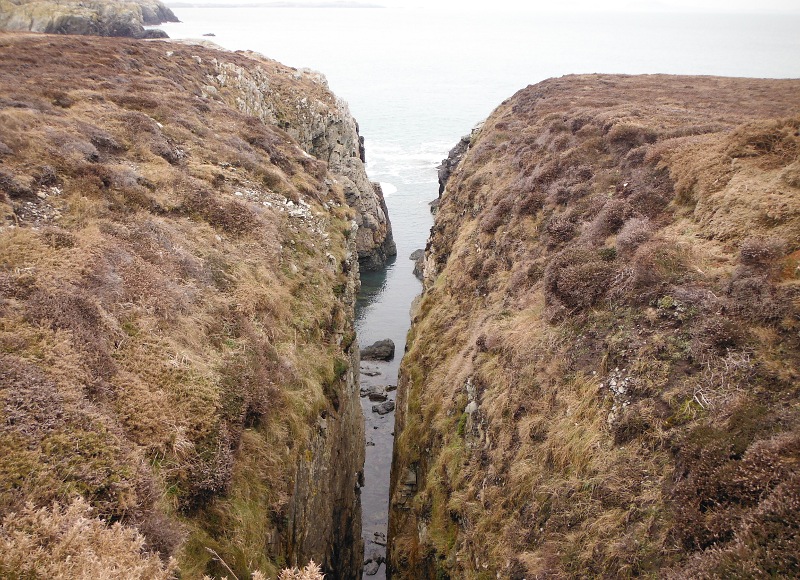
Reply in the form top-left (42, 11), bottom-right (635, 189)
top-left (0, 32), bottom-right (360, 578)
top-left (390, 74), bottom-right (800, 578)
top-left (277, 560), bottom-right (325, 580)
top-left (0, 497), bottom-right (175, 579)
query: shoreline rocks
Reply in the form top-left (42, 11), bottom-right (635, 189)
top-left (0, 0), bottom-right (179, 39)
top-left (360, 364), bottom-right (382, 377)
top-left (372, 401), bottom-right (395, 415)
top-left (361, 339), bottom-right (395, 361)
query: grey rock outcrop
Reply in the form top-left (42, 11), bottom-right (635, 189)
top-left (362, 339), bottom-right (395, 361)
top-left (434, 123), bottom-right (483, 213)
top-left (0, 0), bottom-right (179, 38)
top-left (436, 134), bottom-right (470, 195)
top-left (137, 0), bottom-right (178, 25)
top-left (293, 91), bottom-right (396, 271)
top-left (202, 59), bottom-right (395, 271)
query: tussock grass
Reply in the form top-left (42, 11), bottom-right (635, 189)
top-left (390, 74), bottom-right (800, 578)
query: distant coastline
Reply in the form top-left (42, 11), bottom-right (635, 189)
top-left (166, 1), bottom-right (383, 8)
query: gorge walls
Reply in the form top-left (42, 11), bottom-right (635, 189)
top-left (389, 74), bottom-right (800, 579)
top-left (0, 33), bottom-right (382, 578)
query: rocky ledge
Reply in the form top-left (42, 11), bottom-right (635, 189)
top-left (0, 0), bottom-right (179, 38)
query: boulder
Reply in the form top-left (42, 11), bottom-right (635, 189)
top-left (410, 248), bottom-right (425, 280)
top-left (360, 364), bottom-right (381, 377)
top-left (362, 339), bottom-right (395, 361)
top-left (372, 401), bottom-right (395, 415)
top-left (139, 28), bottom-right (169, 39)
top-left (364, 561), bottom-right (379, 576)
top-left (360, 385), bottom-right (388, 401)
top-left (364, 549), bottom-right (386, 576)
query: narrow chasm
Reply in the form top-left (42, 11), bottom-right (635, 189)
top-left (0, 33), bottom-right (394, 580)
top-left (355, 182), bottom-right (435, 577)
top-left (356, 264), bottom-right (403, 580)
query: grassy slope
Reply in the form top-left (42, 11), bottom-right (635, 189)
top-left (389, 75), bottom-right (800, 578)
top-left (0, 33), bottom-right (359, 578)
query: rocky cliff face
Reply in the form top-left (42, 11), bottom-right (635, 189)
top-left (282, 224), bottom-right (365, 578)
top-left (389, 75), bottom-right (800, 578)
top-left (202, 56), bottom-right (396, 271)
top-left (0, 33), bottom-right (371, 578)
top-left (284, 302), bottom-right (365, 577)
top-left (0, 0), bottom-right (178, 38)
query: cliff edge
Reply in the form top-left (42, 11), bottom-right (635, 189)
top-left (389, 74), bottom-right (800, 578)
top-left (0, 0), bottom-right (178, 38)
top-left (0, 32), bottom-right (374, 578)
top-left (207, 55), bottom-right (396, 270)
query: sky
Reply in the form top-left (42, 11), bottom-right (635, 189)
top-left (169, 0), bottom-right (800, 13)
top-left (376, 0), bottom-right (799, 11)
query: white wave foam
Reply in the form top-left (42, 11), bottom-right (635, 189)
top-left (379, 182), bottom-right (398, 195)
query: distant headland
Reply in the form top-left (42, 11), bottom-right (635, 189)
top-left (0, 0), bottom-right (179, 38)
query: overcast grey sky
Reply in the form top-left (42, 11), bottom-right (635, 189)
top-left (375, 0), bottom-right (799, 11)
top-left (176, 0), bottom-right (800, 13)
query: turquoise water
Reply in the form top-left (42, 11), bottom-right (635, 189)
top-left (159, 8), bottom-right (800, 577)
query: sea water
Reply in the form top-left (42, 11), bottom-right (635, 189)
top-left (159, 7), bottom-right (800, 577)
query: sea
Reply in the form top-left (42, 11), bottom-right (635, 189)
top-left (157, 7), bottom-right (800, 577)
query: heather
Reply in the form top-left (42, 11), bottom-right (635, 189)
top-left (0, 32), bottom-right (363, 578)
top-left (390, 74), bottom-right (800, 578)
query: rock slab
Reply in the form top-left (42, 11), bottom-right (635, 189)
top-left (362, 339), bottom-right (395, 361)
